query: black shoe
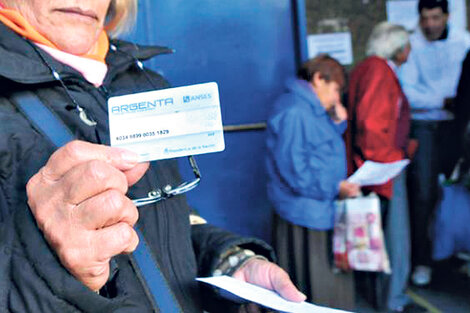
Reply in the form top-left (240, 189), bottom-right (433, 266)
top-left (388, 303), bottom-right (429, 313)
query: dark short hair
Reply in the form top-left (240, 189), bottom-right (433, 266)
top-left (418, 0), bottom-right (448, 14)
top-left (297, 54), bottom-right (345, 88)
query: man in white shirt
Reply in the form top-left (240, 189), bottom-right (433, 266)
top-left (400, 0), bottom-right (470, 118)
top-left (399, 0), bottom-right (470, 288)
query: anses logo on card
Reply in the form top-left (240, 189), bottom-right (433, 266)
top-left (183, 93), bottom-right (212, 103)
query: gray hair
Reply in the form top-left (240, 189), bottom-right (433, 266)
top-left (366, 22), bottom-right (409, 60)
top-left (106, 0), bottom-right (138, 38)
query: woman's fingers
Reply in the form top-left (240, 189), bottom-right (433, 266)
top-left (73, 189), bottom-right (138, 229)
top-left (60, 160), bottom-right (129, 204)
top-left (93, 222), bottom-right (139, 259)
top-left (41, 140), bottom-right (140, 181)
top-left (233, 259), bottom-right (306, 303)
top-left (124, 161), bottom-right (150, 186)
top-left (58, 223), bottom-right (139, 291)
top-left (26, 140), bottom-right (146, 291)
top-left (268, 265), bottom-right (306, 302)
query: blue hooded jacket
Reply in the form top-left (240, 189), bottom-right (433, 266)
top-left (266, 78), bottom-right (347, 230)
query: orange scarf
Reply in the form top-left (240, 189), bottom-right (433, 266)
top-left (0, 6), bottom-right (109, 63)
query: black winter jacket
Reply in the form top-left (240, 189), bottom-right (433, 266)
top-left (0, 23), bottom-right (273, 313)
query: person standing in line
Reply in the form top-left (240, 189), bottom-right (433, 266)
top-left (348, 22), bottom-right (425, 313)
top-left (266, 55), bottom-right (360, 311)
top-left (399, 0), bottom-right (470, 287)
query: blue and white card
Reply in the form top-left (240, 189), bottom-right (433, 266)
top-left (108, 82), bottom-right (225, 162)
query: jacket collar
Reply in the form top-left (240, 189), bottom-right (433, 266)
top-left (285, 78), bottom-right (326, 116)
top-left (0, 21), bottom-right (173, 85)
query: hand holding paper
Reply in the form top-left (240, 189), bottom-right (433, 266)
top-left (347, 160), bottom-right (409, 186)
top-left (339, 181), bottom-right (361, 199)
top-left (197, 276), bottom-right (353, 313)
top-left (232, 258), bottom-right (306, 303)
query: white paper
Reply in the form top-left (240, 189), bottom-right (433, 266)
top-left (386, 0), bottom-right (420, 31)
top-left (307, 32), bottom-right (353, 65)
top-left (449, 0), bottom-right (467, 31)
top-left (347, 160), bottom-right (410, 186)
top-left (386, 0), bottom-right (467, 31)
top-left (197, 276), bottom-right (352, 313)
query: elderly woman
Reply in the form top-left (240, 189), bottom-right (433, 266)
top-left (0, 1), bottom-right (304, 312)
top-left (266, 55), bottom-right (360, 310)
top-left (348, 23), bottom-right (425, 313)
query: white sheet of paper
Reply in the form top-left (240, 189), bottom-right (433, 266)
top-left (386, 0), bottom-right (419, 31)
top-left (347, 160), bottom-right (410, 186)
top-left (197, 276), bottom-right (352, 313)
top-left (307, 32), bottom-right (353, 65)
top-left (449, 0), bottom-right (468, 31)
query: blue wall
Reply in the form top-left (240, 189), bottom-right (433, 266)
top-left (125, 0), bottom-right (304, 242)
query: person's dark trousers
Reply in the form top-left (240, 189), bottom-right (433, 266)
top-left (407, 119), bottom-right (456, 267)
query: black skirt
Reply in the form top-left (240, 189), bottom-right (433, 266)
top-left (272, 213), bottom-right (355, 311)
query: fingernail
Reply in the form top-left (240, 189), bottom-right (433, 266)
top-left (120, 149), bottom-right (140, 164)
top-left (299, 291), bottom-right (307, 300)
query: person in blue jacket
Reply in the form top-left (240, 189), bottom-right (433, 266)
top-left (266, 55), bottom-right (359, 310)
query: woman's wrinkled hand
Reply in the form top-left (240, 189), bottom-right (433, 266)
top-left (232, 258), bottom-right (306, 311)
top-left (26, 140), bottom-right (149, 291)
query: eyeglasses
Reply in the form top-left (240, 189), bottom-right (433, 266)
top-left (132, 155), bottom-right (201, 207)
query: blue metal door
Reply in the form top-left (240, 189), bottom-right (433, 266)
top-left (125, 0), bottom-right (305, 241)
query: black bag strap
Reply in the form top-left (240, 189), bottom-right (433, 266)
top-left (11, 90), bottom-right (182, 313)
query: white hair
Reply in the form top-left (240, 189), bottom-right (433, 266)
top-left (366, 22), bottom-right (409, 60)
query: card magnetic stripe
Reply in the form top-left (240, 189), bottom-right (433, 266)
top-left (11, 90), bottom-right (181, 313)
